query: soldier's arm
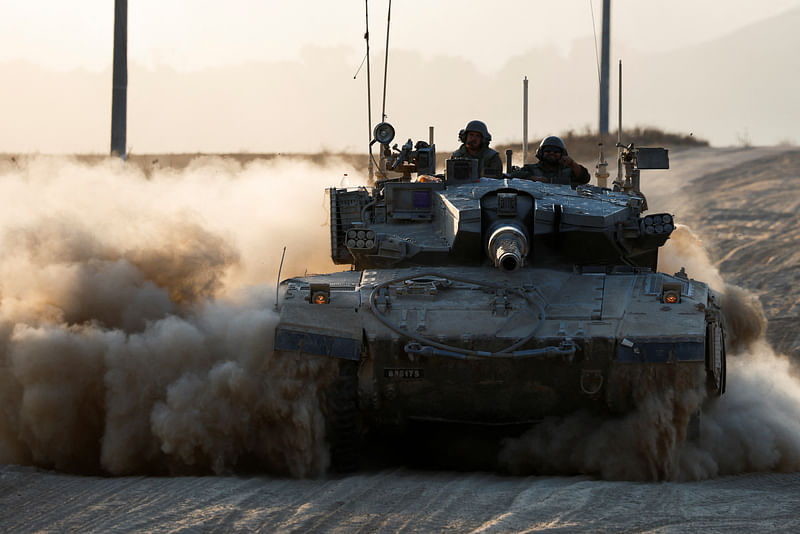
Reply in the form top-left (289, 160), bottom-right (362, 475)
top-left (563, 155), bottom-right (590, 186)
top-left (571, 164), bottom-right (590, 186)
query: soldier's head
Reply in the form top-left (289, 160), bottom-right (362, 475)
top-left (458, 120), bottom-right (492, 153)
top-left (536, 135), bottom-right (568, 163)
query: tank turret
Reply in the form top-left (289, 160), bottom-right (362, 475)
top-left (331, 127), bottom-right (673, 272)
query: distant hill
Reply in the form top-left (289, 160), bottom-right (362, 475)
top-left (625, 7), bottom-right (800, 147)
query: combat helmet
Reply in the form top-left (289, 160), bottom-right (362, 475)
top-left (458, 120), bottom-right (492, 147)
top-left (536, 135), bottom-right (568, 159)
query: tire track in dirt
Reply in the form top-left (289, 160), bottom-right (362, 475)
top-left (671, 148), bottom-right (800, 358)
top-left (3, 465), bottom-right (800, 532)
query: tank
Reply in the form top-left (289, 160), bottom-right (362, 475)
top-left (274, 124), bottom-right (727, 471)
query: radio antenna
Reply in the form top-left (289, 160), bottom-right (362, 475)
top-left (617, 59), bottom-right (623, 146)
top-left (274, 246), bottom-right (287, 311)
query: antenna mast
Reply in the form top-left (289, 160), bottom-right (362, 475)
top-left (523, 76), bottom-right (529, 164)
top-left (618, 59), bottom-right (623, 146)
top-left (365, 0), bottom-right (374, 181)
top-left (617, 59), bottom-right (623, 182)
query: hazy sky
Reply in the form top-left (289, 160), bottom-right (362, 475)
top-left (4, 0), bottom-right (800, 71)
top-left (2, 0), bottom-right (800, 153)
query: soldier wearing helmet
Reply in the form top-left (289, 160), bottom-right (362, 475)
top-left (451, 120), bottom-right (503, 178)
top-left (509, 135), bottom-right (590, 187)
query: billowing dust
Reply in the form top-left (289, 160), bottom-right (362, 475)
top-left (0, 155), bottom-right (361, 477)
top-left (1, 159), bottom-right (798, 481)
top-left (501, 225), bottom-right (800, 480)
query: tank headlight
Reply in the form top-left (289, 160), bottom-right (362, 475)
top-left (309, 283), bottom-right (330, 305)
top-left (662, 289), bottom-right (680, 304)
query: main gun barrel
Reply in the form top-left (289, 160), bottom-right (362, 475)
top-left (487, 224), bottom-right (529, 272)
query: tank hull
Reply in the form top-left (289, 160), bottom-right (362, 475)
top-left (275, 266), bottom-right (724, 429)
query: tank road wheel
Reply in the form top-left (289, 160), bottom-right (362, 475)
top-left (326, 359), bottom-right (360, 473)
top-left (691, 323), bottom-right (726, 442)
top-left (705, 322), bottom-right (727, 397)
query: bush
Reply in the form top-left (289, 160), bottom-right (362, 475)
top-left (495, 126), bottom-right (709, 168)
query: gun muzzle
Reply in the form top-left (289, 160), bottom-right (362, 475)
top-left (487, 225), bottom-right (529, 272)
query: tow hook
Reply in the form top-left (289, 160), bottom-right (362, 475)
top-left (580, 369), bottom-right (604, 395)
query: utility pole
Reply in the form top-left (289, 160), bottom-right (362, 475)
top-left (595, 0), bottom-right (612, 188)
top-left (111, 0), bottom-right (128, 159)
top-left (599, 0), bottom-right (611, 136)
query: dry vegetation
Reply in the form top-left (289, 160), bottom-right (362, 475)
top-left (0, 127), bottom-right (707, 176)
top-left (495, 127), bottom-right (709, 167)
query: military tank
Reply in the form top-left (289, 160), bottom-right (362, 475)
top-left (273, 123), bottom-right (727, 471)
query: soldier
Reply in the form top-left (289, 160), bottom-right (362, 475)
top-left (510, 136), bottom-right (590, 187)
top-left (451, 120), bottom-right (503, 178)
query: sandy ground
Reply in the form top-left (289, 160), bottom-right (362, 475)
top-left (2, 464), bottom-right (799, 532)
top-left (1, 146), bottom-right (799, 532)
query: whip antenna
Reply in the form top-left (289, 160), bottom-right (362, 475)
top-left (590, 0), bottom-right (602, 87)
top-left (353, 52), bottom-right (368, 79)
top-left (381, 0), bottom-right (392, 123)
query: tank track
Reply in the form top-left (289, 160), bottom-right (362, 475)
top-left (326, 359), bottom-right (360, 472)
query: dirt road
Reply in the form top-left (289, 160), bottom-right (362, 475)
top-left (2, 464), bottom-right (799, 532)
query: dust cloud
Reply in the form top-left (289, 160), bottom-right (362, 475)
top-left (3, 159), bottom-right (799, 482)
top-left (501, 224), bottom-right (800, 480)
top-left (0, 155), bottom-right (362, 477)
